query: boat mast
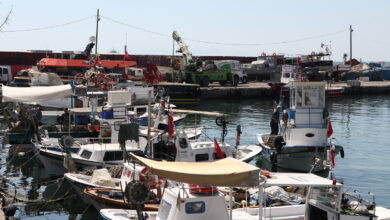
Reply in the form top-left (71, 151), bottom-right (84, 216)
top-left (95, 9), bottom-right (100, 57)
top-left (349, 25), bottom-right (353, 69)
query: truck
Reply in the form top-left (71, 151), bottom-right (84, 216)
top-left (172, 31), bottom-right (246, 87)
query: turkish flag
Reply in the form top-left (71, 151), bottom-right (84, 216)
top-left (214, 138), bottom-right (224, 159)
top-left (124, 46), bottom-right (132, 61)
top-left (95, 56), bottom-right (99, 66)
top-left (330, 150), bottom-right (335, 168)
top-left (327, 120), bottom-right (333, 138)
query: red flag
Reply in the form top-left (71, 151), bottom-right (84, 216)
top-left (124, 47), bottom-right (132, 61)
top-left (169, 111), bottom-right (174, 138)
top-left (327, 120), bottom-right (333, 138)
top-left (330, 150), bottom-right (335, 168)
top-left (214, 138), bottom-right (224, 159)
top-left (297, 57), bottom-right (301, 63)
top-left (123, 73), bottom-right (130, 80)
top-left (95, 55), bottom-right (99, 66)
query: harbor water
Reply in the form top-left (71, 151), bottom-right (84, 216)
top-left (1, 94), bottom-right (389, 219)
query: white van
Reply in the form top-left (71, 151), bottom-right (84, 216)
top-left (214, 60), bottom-right (248, 83)
top-left (0, 66), bottom-right (12, 83)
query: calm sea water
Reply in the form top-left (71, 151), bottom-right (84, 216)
top-left (1, 94), bottom-right (389, 219)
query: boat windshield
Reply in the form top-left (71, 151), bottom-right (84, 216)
top-left (292, 84), bottom-right (325, 108)
top-left (308, 186), bottom-right (341, 212)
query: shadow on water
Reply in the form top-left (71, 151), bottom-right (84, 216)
top-left (0, 144), bottom-right (99, 219)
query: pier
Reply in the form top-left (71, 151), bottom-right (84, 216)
top-left (200, 81), bottom-right (390, 99)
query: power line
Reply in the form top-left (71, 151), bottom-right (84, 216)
top-left (101, 15), bottom-right (348, 46)
top-left (1, 15), bottom-right (95, 33)
top-left (101, 15), bottom-right (170, 38)
top-left (183, 29), bottom-right (348, 46)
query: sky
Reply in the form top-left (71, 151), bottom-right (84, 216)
top-left (0, 0), bottom-right (389, 61)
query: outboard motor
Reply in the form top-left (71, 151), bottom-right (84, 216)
top-left (271, 135), bottom-right (285, 172)
top-left (216, 116), bottom-right (228, 142)
top-left (125, 180), bottom-right (150, 220)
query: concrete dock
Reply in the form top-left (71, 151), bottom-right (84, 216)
top-left (200, 81), bottom-right (390, 99)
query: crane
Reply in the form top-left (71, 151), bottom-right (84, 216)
top-left (172, 31), bottom-right (193, 66)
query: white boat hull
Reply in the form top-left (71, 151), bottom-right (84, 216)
top-left (257, 133), bottom-right (343, 172)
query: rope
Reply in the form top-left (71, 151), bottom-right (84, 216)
top-left (78, 202), bottom-right (92, 217)
top-left (0, 177), bottom-right (63, 191)
top-left (4, 151), bottom-right (40, 174)
top-left (33, 177), bottom-right (65, 211)
top-left (2, 15), bottom-right (95, 33)
top-left (0, 147), bottom-right (36, 167)
top-left (101, 15), bottom-right (348, 46)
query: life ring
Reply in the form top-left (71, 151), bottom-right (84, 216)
top-left (272, 53), bottom-right (277, 57)
top-left (261, 52), bottom-right (266, 56)
top-left (74, 73), bottom-right (86, 85)
top-left (97, 74), bottom-right (114, 91)
top-left (189, 184), bottom-right (217, 194)
top-left (139, 167), bottom-right (163, 189)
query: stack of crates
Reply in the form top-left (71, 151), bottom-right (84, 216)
top-left (107, 91), bottom-right (132, 119)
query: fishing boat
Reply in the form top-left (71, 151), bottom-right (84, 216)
top-left (326, 84), bottom-right (344, 97)
top-left (257, 82), bottom-right (344, 172)
top-left (269, 64), bottom-right (344, 98)
top-left (100, 154), bottom-right (387, 220)
top-left (65, 112), bottom-right (260, 201)
top-left (64, 130), bottom-right (235, 194)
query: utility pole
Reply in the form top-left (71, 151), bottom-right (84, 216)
top-left (350, 25), bottom-right (353, 69)
top-left (95, 9), bottom-right (100, 56)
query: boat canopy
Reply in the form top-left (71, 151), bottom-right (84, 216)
top-left (130, 153), bottom-right (260, 187)
top-left (171, 109), bottom-right (226, 116)
top-left (264, 172), bottom-right (342, 187)
top-left (2, 84), bottom-right (73, 104)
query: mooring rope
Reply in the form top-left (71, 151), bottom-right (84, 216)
top-left (4, 151), bottom-right (40, 174)
top-left (0, 177), bottom-right (63, 191)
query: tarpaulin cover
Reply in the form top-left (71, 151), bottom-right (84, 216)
top-left (37, 58), bottom-right (136, 68)
top-left (130, 153), bottom-right (260, 187)
top-left (2, 84), bottom-right (72, 104)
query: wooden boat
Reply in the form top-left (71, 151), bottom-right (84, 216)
top-left (84, 187), bottom-right (159, 211)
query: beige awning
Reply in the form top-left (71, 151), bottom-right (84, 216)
top-left (130, 153), bottom-right (260, 187)
top-left (2, 84), bottom-right (72, 103)
top-left (171, 109), bottom-right (226, 117)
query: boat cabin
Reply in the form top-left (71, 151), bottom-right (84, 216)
top-left (282, 82), bottom-right (328, 146)
top-left (280, 65), bottom-right (300, 84)
top-left (152, 131), bottom-right (231, 162)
